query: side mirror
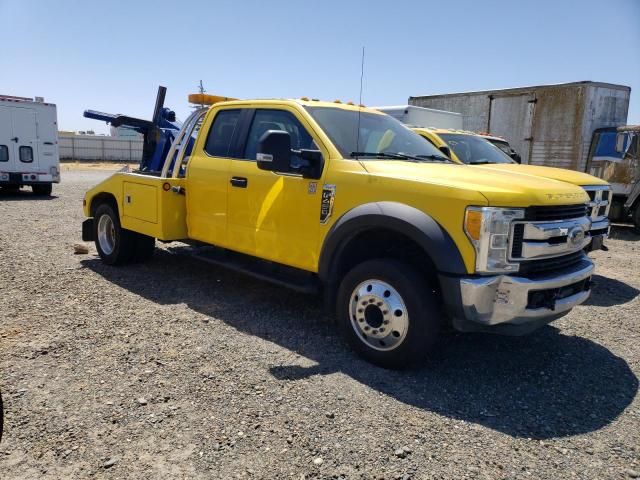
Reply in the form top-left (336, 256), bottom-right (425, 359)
top-left (438, 145), bottom-right (451, 158)
top-left (257, 130), bottom-right (292, 172)
top-left (511, 152), bottom-right (522, 164)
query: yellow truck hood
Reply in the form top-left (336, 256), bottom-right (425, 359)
top-left (470, 163), bottom-right (609, 187)
top-left (362, 161), bottom-right (590, 206)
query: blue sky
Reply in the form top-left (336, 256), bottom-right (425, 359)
top-left (1, 0), bottom-right (638, 133)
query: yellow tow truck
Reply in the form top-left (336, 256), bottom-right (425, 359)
top-left (413, 127), bottom-right (611, 252)
top-left (82, 94), bottom-right (596, 368)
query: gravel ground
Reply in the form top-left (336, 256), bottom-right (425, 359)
top-left (0, 168), bottom-right (639, 479)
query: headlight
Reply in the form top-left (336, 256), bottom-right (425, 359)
top-left (464, 206), bottom-right (524, 274)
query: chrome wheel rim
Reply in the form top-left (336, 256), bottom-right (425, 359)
top-left (97, 214), bottom-right (116, 255)
top-left (349, 279), bottom-right (409, 351)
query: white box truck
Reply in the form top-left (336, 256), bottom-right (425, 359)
top-left (373, 105), bottom-right (463, 130)
top-left (0, 95), bottom-right (60, 195)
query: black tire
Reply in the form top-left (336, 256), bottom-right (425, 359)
top-left (2, 185), bottom-right (20, 194)
top-left (93, 203), bottom-right (155, 265)
top-left (93, 203), bottom-right (137, 265)
top-left (336, 258), bottom-right (441, 369)
top-left (32, 183), bottom-right (52, 196)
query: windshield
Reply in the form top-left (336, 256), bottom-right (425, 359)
top-left (305, 107), bottom-right (450, 161)
top-left (439, 133), bottom-right (515, 164)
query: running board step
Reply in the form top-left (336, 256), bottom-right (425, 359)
top-left (191, 246), bottom-right (321, 294)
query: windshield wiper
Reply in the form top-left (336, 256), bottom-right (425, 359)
top-left (415, 154), bottom-right (450, 162)
top-left (468, 160), bottom-right (495, 165)
top-left (350, 151), bottom-right (448, 162)
top-left (350, 151), bottom-right (419, 161)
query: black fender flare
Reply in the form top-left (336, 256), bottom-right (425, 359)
top-left (318, 201), bottom-right (467, 282)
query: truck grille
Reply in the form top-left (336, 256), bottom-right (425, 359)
top-left (512, 224), bottom-right (525, 257)
top-left (518, 251), bottom-right (587, 278)
top-left (511, 204), bottom-right (590, 261)
top-left (524, 204), bottom-right (588, 221)
top-left (583, 186), bottom-right (611, 221)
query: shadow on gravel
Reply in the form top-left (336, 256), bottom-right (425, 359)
top-left (83, 248), bottom-right (638, 441)
top-left (584, 274), bottom-right (640, 307)
top-left (0, 189), bottom-right (57, 201)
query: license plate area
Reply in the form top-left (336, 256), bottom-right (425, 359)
top-left (526, 278), bottom-right (591, 310)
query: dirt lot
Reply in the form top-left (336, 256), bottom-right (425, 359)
top-left (1, 168), bottom-right (639, 479)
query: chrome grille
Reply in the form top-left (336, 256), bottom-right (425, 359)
top-left (511, 205), bottom-right (591, 261)
top-left (583, 185), bottom-right (611, 221)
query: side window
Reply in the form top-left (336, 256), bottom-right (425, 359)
top-left (204, 109), bottom-right (241, 157)
top-left (19, 146), bottom-right (33, 163)
top-left (0, 145), bottom-right (8, 162)
top-left (244, 110), bottom-right (316, 166)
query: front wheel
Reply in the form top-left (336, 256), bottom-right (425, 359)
top-left (336, 258), bottom-right (441, 369)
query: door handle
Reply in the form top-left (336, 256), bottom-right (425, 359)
top-left (230, 176), bottom-right (248, 188)
top-left (10, 137), bottom-right (18, 143)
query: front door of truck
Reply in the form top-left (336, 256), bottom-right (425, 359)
top-left (185, 108), bottom-right (241, 246)
top-left (227, 108), bottom-right (326, 272)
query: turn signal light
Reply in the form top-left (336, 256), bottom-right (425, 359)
top-left (464, 209), bottom-right (483, 241)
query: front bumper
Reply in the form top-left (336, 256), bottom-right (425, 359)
top-left (440, 257), bottom-right (594, 335)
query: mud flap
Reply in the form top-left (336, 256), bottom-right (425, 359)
top-left (82, 219), bottom-right (94, 241)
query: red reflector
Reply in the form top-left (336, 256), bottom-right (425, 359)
top-left (163, 182), bottom-right (171, 191)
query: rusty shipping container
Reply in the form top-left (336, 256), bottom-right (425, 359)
top-left (408, 81), bottom-right (630, 172)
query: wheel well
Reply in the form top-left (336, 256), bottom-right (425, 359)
top-left (331, 228), bottom-right (439, 288)
top-left (90, 192), bottom-right (118, 217)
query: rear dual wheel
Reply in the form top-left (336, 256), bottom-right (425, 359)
top-left (337, 258), bottom-right (441, 369)
top-left (32, 183), bottom-right (52, 196)
top-left (94, 203), bottom-right (155, 265)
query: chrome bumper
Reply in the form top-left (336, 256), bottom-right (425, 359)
top-left (457, 258), bottom-right (593, 327)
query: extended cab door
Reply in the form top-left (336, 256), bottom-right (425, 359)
top-left (185, 108), bottom-right (242, 246)
top-left (227, 107), bottom-right (327, 272)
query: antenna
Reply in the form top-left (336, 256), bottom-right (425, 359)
top-left (356, 47), bottom-right (365, 153)
top-left (197, 80), bottom-right (206, 109)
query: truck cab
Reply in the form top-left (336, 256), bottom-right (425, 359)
top-left (586, 125), bottom-right (640, 229)
top-left (0, 95), bottom-right (60, 195)
top-left (413, 127), bottom-right (611, 251)
top-left (83, 95), bottom-right (596, 368)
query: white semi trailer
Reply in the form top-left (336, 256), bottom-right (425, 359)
top-left (0, 95), bottom-right (60, 195)
top-left (409, 81), bottom-right (639, 227)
